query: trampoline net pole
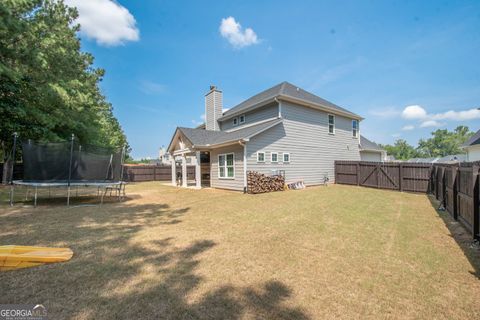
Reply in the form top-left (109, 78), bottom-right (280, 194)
top-left (9, 132), bottom-right (18, 206)
top-left (67, 134), bottom-right (74, 206)
top-left (10, 132), bottom-right (17, 185)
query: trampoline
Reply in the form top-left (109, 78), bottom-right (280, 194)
top-left (8, 134), bottom-right (126, 207)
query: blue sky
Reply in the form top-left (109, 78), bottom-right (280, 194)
top-left (69, 0), bottom-right (480, 158)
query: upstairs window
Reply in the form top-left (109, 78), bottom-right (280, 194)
top-left (352, 120), bottom-right (359, 138)
top-left (239, 114), bottom-right (246, 124)
top-left (257, 152), bottom-right (265, 162)
top-left (233, 117), bottom-right (238, 126)
top-left (218, 153), bottom-right (235, 178)
top-left (283, 153), bottom-right (290, 163)
top-left (271, 152), bottom-right (278, 163)
top-left (328, 115), bottom-right (335, 134)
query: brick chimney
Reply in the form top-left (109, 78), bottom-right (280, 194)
top-left (205, 85), bottom-right (222, 131)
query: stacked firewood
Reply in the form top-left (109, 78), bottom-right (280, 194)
top-left (247, 171), bottom-right (285, 194)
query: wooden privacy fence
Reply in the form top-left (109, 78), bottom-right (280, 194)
top-left (432, 163), bottom-right (480, 239)
top-left (334, 161), bottom-right (432, 192)
top-left (123, 165), bottom-right (196, 182)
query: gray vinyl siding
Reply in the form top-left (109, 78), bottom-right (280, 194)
top-left (246, 101), bottom-right (360, 185)
top-left (210, 144), bottom-right (244, 191)
top-left (220, 102), bottom-right (279, 131)
top-left (360, 151), bottom-right (382, 162)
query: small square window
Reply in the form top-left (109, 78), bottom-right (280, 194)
top-left (239, 114), bottom-right (245, 124)
top-left (283, 153), bottom-right (290, 163)
top-left (233, 117), bottom-right (238, 126)
top-left (257, 152), bottom-right (265, 162)
top-left (271, 152), bottom-right (278, 163)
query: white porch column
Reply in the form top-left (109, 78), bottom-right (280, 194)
top-left (171, 157), bottom-right (176, 186)
top-left (195, 151), bottom-right (201, 189)
top-left (182, 155), bottom-right (187, 187)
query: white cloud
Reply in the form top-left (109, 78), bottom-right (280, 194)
top-left (219, 16), bottom-right (259, 48)
top-left (430, 108), bottom-right (480, 121)
top-left (401, 105), bottom-right (427, 120)
top-left (420, 120), bottom-right (445, 128)
top-left (369, 107), bottom-right (400, 118)
top-left (402, 125), bottom-right (415, 131)
top-left (65, 0), bottom-right (139, 46)
top-left (392, 133), bottom-right (401, 138)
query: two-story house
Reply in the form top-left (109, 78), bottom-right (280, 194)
top-left (168, 81), bottom-right (380, 191)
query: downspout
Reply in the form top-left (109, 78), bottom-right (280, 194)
top-left (275, 97), bottom-right (282, 118)
top-left (239, 140), bottom-right (247, 193)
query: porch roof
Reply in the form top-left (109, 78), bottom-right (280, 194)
top-left (168, 118), bottom-right (283, 153)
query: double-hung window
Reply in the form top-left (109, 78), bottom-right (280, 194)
top-left (218, 153), bottom-right (235, 178)
top-left (233, 117), bottom-right (238, 126)
top-left (239, 114), bottom-right (245, 124)
top-left (352, 120), bottom-right (359, 138)
top-left (283, 153), bottom-right (290, 163)
top-left (257, 152), bottom-right (265, 162)
top-left (328, 114), bottom-right (335, 134)
top-left (271, 152), bottom-right (278, 163)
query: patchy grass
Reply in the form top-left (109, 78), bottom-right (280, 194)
top-left (1, 183), bottom-right (480, 319)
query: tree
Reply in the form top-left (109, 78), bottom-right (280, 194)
top-left (381, 139), bottom-right (420, 160)
top-left (0, 0), bottom-right (128, 181)
top-left (417, 126), bottom-right (474, 157)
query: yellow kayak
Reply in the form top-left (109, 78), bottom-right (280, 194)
top-left (0, 245), bottom-right (73, 271)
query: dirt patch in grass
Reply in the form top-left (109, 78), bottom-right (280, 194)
top-left (1, 183), bottom-right (480, 319)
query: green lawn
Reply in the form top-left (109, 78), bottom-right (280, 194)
top-left (1, 183), bottom-right (480, 319)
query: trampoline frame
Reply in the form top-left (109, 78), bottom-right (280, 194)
top-left (9, 180), bottom-right (127, 207)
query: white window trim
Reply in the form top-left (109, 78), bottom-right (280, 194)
top-left (257, 152), bottom-right (265, 163)
top-left (239, 114), bottom-right (246, 124)
top-left (218, 153), bottom-right (235, 179)
top-left (233, 117), bottom-right (238, 126)
top-left (352, 120), bottom-right (359, 138)
top-left (283, 153), bottom-right (290, 163)
top-left (271, 152), bottom-right (278, 163)
top-left (328, 114), bottom-right (335, 135)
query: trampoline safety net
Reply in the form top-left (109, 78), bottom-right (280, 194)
top-left (22, 141), bottom-right (123, 182)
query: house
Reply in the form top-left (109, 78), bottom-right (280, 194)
top-left (167, 82), bottom-right (366, 191)
top-left (359, 136), bottom-right (386, 161)
top-left (462, 128), bottom-right (480, 161)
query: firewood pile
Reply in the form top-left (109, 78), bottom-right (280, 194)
top-left (247, 171), bottom-right (285, 194)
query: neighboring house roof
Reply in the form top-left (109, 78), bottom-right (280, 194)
top-left (218, 81), bottom-right (362, 121)
top-left (462, 129), bottom-right (480, 147)
top-left (169, 119), bottom-right (283, 151)
top-left (359, 136), bottom-right (384, 152)
top-left (437, 154), bottom-right (466, 163)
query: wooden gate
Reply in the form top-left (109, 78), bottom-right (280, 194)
top-left (358, 162), bottom-right (399, 190)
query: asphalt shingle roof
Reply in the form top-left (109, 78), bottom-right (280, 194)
top-left (178, 118), bottom-right (283, 147)
top-left (219, 81), bottom-right (361, 120)
top-left (359, 135), bottom-right (384, 151)
top-left (462, 129), bottom-right (480, 147)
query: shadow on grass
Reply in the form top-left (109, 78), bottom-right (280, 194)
top-left (0, 199), bottom-right (309, 319)
top-left (427, 195), bottom-right (480, 279)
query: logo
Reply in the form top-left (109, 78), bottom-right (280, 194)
top-left (0, 305), bottom-right (47, 320)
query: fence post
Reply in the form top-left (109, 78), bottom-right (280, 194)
top-left (473, 165), bottom-right (479, 240)
top-left (153, 165), bottom-right (157, 181)
top-left (399, 163), bottom-right (403, 192)
top-left (452, 165), bottom-right (458, 220)
top-left (356, 162), bottom-right (360, 186)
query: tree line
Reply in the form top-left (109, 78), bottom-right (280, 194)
top-left (380, 126), bottom-right (474, 160)
top-left (0, 0), bottom-right (128, 172)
